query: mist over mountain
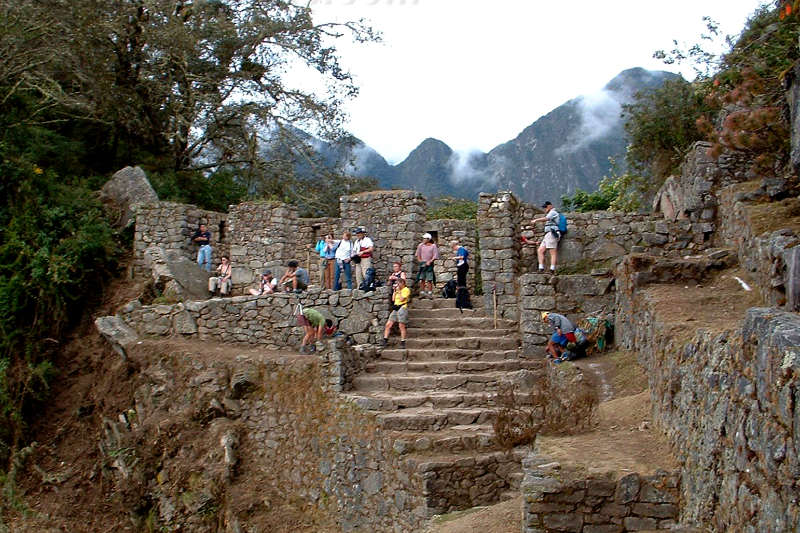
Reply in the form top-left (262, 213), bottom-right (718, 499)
top-left (300, 67), bottom-right (678, 204)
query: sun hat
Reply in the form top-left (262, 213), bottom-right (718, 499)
top-left (423, 233), bottom-right (432, 240)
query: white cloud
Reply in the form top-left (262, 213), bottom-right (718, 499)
top-left (556, 90), bottom-right (623, 156)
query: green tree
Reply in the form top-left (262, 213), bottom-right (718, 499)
top-left (426, 197), bottom-right (478, 220)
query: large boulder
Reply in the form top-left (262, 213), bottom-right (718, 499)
top-left (100, 166), bottom-right (158, 227)
top-left (95, 315), bottom-right (138, 359)
top-left (144, 246), bottom-right (210, 301)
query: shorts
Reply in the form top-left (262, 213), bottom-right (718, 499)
top-left (551, 331), bottom-right (577, 346)
top-left (540, 231), bottom-right (560, 249)
top-left (417, 263), bottom-right (435, 281)
top-left (388, 306), bottom-right (409, 324)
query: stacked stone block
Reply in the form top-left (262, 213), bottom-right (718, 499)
top-left (478, 192), bottom-right (521, 320)
top-left (133, 202), bottom-right (228, 275)
top-left (225, 201), bottom-right (298, 290)
top-left (518, 205), bottom-right (713, 274)
top-left (119, 287), bottom-right (391, 348)
top-left (522, 458), bottom-right (680, 533)
top-left (518, 273), bottom-right (614, 353)
top-left (339, 190), bottom-right (426, 283)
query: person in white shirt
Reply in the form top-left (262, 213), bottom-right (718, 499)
top-left (352, 227), bottom-right (374, 288)
top-left (334, 230), bottom-right (354, 289)
top-left (528, 201), bottom-right (561, 273)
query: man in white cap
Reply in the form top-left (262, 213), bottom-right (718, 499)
top-left (415, 233), bottom-right (440, 298)
top-left (352, 227), bottom-right (374, 288)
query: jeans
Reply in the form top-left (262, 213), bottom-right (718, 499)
top-left (197, 244), bottom-right (212, 272)
top-left (334, 260), bottom-right (352, 290)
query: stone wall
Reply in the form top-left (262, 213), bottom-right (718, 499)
top-left (226, 201), bottom-right (298, 292)
top-left (119, 287), bottom-right (392, 348)
top-left (339, 190), bottom-right (426, 283)
top-left (616, 256), bottom-right (800, 531)
top-left (717, 183), bottom-right (800, 310)
top-left (518, 206), bottom-right (713, 274)
top-left (518, 273), bottom-right (615, 353)
top-left (521, 458), bottom-right (680, 533)
top-left (103, 344), bottom-right (427, 532)
top-left (133, 202), bottom-right (228, 275)
top-left (425, 218), bottom-right (478, 293)
top-left (478, 192), bottom-right (522, 320)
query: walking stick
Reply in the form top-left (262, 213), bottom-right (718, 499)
top-left (492, 283), bottom-right (498, 329)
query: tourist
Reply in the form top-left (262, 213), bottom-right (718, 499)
top-left (541, 311), bottom-right (576, 359)
top-left (279, 260), bottom-right (310, 293)
top-left (249, 270), bottom-right (277, 296)
top-left (315, 233), bottom-right (338, 290)
top-left (415, 233), bottom-right (439, 298)
top-left (381, 277), bottom-right (410, 349)
top-left (524, 201), bottom-right (560, 273)
top-left (298, 307), bottom-right (326, 353)
top-left (352, 227), bottom-right (374, 288)
top-left (334, 230), bottom-right (354, 290)
top-left (208, 255), bottom-right (232, 297)
top-left (192, 223), bottom-right (212, 272)
top-left (387, 261), bottom-right (407, 290)
top-left (451, 240), bottom-right (469, 288)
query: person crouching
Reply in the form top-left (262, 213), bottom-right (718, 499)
top-left (381, 278), bottom-right (410, 349)
top-left (542, 311), bottom-right (576, 359)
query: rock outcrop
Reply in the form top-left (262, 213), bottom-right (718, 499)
top-left (100, 166), bottom-right (159, 228)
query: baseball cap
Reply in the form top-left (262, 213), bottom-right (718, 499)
top-left (541, 311), bottom-right (550, 321)
top-left (423, 233), bottom-right (432, 240)
top-left (541, 201), bottom-right (553, 208)
top-left (262, 270), bottom-right (272, 276)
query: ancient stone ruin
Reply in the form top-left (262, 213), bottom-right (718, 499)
top-left (94, 133), bottom-right (800, 532)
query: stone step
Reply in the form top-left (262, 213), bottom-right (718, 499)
top-left (379, 348), bottom-right (522, 362)
top-left (344, 390), bottom-right (538, 411)
top-left (364, 359), bottom-right (539, 375)
top-left (405, 327), bottom-right (517, 338)
top-left (408, 317), bottom-right (516, 329)
top-left (386, 426), bottom-right (497, 455)
top-left (402, 336), bottom-right (519, 351)
top-left (377, 407), bottom-right (496, 431)
top-left (412, 298), bottom-right (484, 310)
top-left (409, 307), bottom-right (486, 319)
top-left (352, 371), bottom-right (526, 393)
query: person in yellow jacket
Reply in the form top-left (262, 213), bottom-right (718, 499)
top-left (381, 277), bottom-right (410, 349)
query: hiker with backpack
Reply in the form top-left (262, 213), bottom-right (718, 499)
top-left (523, 201), bottom-right (565, 274)
top-left (541, 311), bottom-right (577, 360)
top-left (415, 233), bottom-right (440, 299)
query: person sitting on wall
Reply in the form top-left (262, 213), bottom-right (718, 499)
top-left (298, 307), bottom-right (327, 354)
top-left (192, 223), bottom-right (213, 272)
top-left (541, 311), bottom-right (577, 360)
top-left (522, 201), bottom-right (560, 274)
top-left (352, 227), bottom-right (374, 288)
top-left (415, 233), bottom-right (440, 299)
top-left (249, 270), bottom-right (277, 296)
top-left (208, 255), bottom-right (233, 297)
top-left (381, 277), bottom-right (410, 349)
top-left (279, 260), bottom-right (310, 293)
top-left (334, 230), bottom-right (354, 290)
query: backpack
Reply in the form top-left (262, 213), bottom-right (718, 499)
top-left (456, 286), bottom-right (473, 312)
top-left (442, 279), bottom-right (457, 299)
top-left (358, 267), bottom-right (377, 292)
top-left (557, 213), bottom-right (568, 234)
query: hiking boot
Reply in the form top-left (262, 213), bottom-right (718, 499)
top-left (400, 340), bottom-right (406, 349)
top-left (380, 338), bottom-right (388, 347)
top-left (307, 344), bottom-right (316, 353)
top-left (299, 345), bottom-right (308, 354)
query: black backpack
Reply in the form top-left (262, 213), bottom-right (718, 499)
top-left (442, 279), bottom-right (457, 298)
top-left (359, 267), bottom-right (377, 292)
top-left (456, 286), bottom-right (473, 312)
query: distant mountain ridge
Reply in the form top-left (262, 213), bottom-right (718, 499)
top-left (313, 67), bottom-right (679, 204)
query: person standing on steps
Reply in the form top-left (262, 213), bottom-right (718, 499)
top-left (352, 227), bottom-right (374, 288)
top-left (334, 230), bottom-right (354, 290)
top-left (193, 223), bottom-right (213, 272)
top-left (451, 240), bottom-right (469, 288)
top-left (381, 277), bottom-right (410, 349)
top-left (415, 233), bottom-right (440, 298)
top-left (541, 311), bottom-right (576, 360)
top-left (524, 201), bottom-right (560, 274)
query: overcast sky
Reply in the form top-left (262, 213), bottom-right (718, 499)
top-left (309, 0), bottom-right (765, 164)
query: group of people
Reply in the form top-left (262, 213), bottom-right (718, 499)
top-left (315, 228), bottom-right (374, 290)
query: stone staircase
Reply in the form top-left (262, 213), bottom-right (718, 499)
top-left (343, 297), bottom-right (545, 514)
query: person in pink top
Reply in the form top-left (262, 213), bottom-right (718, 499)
top-left (415, 233), bottom-right (440, 299)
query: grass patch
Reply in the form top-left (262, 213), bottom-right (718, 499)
top-left (746, 196), bottom-right (800, 236)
